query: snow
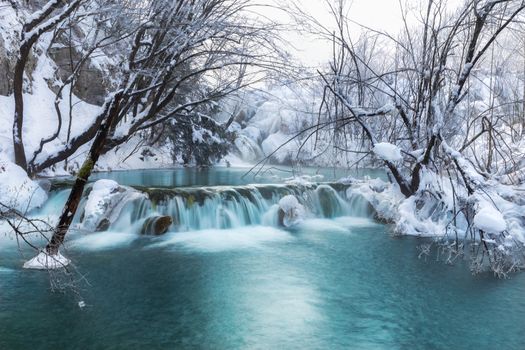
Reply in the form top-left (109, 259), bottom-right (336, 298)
top-left (474, 203), bottom-right (507, 234)
top-left (83, 179), bottom-right (120, 227)
top-left (0, 48), bottom-right (102, 169)
top-left (82, 179), bottom-right (144, 232)
top-left (23, 250), bottom-right (70, 270)
top-left (376, 103), bottom-right (394, 114)
top-left (278, 195), bottom-right (306, 227)
top-left (373, 143), bottom-right (403, 163)
top-left (0, 156), bottom-right (48, 212)
top-left (261, 132), bottom-right (297, 163)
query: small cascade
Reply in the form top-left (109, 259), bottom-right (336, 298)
top-left (345, 191), bottom-right (374, 218)
top-left (40, 182), bottom-right (374, 233)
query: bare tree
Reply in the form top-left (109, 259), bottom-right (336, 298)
top-left (22, 0), bottom-right (286, 257)
top-left (12, 0), bottom-right (84, 171)
top-left (289, 0), bottom-right (525, 275)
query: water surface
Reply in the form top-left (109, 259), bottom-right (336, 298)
top-left (1, 168), bottom-right (524, 350)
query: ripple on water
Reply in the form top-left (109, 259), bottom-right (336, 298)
top-left (0, 267), bottom-right (14, 273)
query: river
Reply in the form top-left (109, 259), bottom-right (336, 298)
top-left (0, 167), bottom-right (524, 349)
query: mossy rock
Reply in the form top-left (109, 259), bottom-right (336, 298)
top-left (141, 216), bottom-right (173, 236)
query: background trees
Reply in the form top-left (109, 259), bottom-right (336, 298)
top-left (10, 0), bottom-right (284, 175)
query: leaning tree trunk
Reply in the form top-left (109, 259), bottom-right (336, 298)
top-left (46, 92), bottom-right (123, 255)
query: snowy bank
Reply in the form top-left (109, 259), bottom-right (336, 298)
top-left (0, 157), bottom-right (47, 212)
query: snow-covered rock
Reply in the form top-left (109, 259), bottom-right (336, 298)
top-left (373, 142), bottom-right (403, 163)
top-left (81, 179), bottom-right (144, 232)
top-left (278, 195), bottom-right (305, 227)
top-left (23, 251), bottom-right (70, 270)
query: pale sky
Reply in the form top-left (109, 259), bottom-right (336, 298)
top-left (254, 0), bottom-right (463, 66)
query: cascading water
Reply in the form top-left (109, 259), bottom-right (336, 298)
top-left (38, 182), bottom-right (374, 234)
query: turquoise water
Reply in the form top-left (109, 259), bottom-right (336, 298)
top-left (1, 168), bottom-right (524, 349)
top-left (88, 166), bottom-right (386, 187)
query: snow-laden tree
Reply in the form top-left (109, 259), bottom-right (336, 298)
top-left (10, 0), bottom-right (285, 176)
top-left (293, 0), bottom-right (525, 275)
top-left (14, 0), bottom-right (285, 260)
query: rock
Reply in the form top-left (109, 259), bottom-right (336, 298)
top-left (48, 45), bottom-right (110, 105)
top-left (0, 33), bottom-right (13, 96)
top-left (96, 218), bottom-right (111, 232)
top-left (80, 179), bottom-right (145, 232)
top-left (141, 216), bottom-right (173, 235)
top-left (278, 195), bottom-right (305, 227)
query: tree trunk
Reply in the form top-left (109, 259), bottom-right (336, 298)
top-left (12, 45), bottom-right (30, 171)
top-left (46, 92), bottom-right (123, 255)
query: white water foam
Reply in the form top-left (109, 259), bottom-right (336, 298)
top-left (69, 232), bottom-right (137, 251)
top-left (297, 218), bottom-right (352, 234)
top-left (147, 226), bottom-right (292, 252)
top-left (333, 216), bottom-right (380, 228)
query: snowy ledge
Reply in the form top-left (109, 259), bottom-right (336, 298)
top-left (23, 251), bottom-right (71, 270)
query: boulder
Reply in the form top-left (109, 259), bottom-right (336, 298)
top-left (80, 179), bottom-right (145, 232)
top-left (141, 216), bottom-right (173, 235)
top-left (278, 195), bottom-right (305, 227)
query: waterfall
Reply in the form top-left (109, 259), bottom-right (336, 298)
top-left (39, 182), bottom-right (373, 233)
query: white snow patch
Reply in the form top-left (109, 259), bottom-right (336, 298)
top-left (376, 103), bottom-right (394, 114)
top-left (23, 251), bottom-right (70, 270)
top-left (474, 203), bottom-right (507, 234)
top-left (0, 157), bottom-right (48, 212)
top-left (279, 195), bottom-right (306, 227)
top-left (373, 142), bottom-right (403, 163)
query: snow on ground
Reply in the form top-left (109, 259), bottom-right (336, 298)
top-left (0, 50), bottom-right (102, 168)
top-left (0, 156), bottom-right (47, 212)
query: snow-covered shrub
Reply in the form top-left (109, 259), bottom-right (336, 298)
top-left (348, 171), bottom-right (525, 276)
